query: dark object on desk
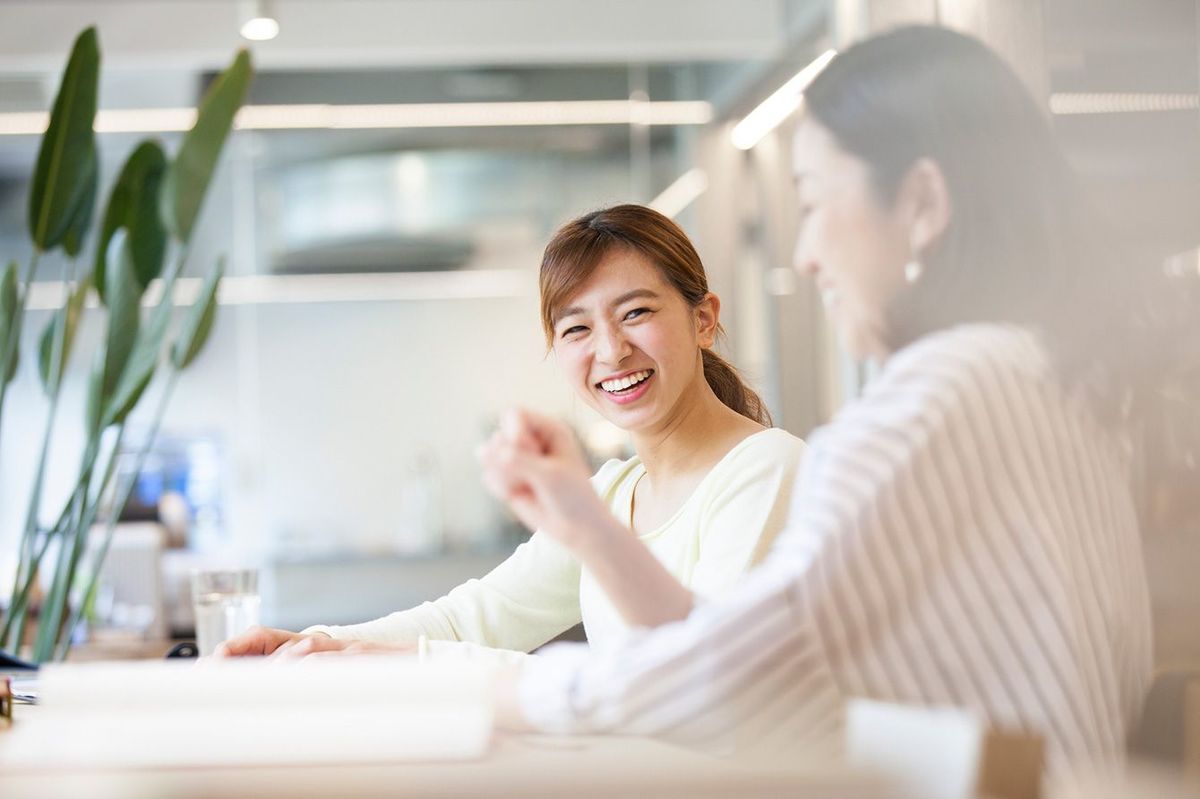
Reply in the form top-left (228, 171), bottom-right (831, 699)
top-left (166, 641), bottom-right (199, 659)
top-left (1, 677), bottom-right (11, 724)
top-left (0, 650), bottom-right (37, 671)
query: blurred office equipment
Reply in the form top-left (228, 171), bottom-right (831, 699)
top-left (84, 523), bottom-right (168, 643)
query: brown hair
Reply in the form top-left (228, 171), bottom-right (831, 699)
top-left (539, 204), bottom-right (771, 426)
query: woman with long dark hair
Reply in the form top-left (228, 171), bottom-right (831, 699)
top-left (482, 26), bottom-right (1161, 777)
top-left (219, 205), bottom-right (805, 662)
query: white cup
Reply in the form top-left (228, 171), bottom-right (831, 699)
top-left (191, 569), bottom-right (261, 656)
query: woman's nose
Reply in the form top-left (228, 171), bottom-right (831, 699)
top-left (594, 325), bottom-right (631, 364)
top-left (792, 236), bottom-right (818, 277)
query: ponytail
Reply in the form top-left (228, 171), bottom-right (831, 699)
top-left (701, 349), bottom-right (772, 426)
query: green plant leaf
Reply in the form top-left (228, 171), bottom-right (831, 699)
top-left (160, 49), bottom-right (252, 244)
top-left (83, 349), bottom-right (105, 436)
top-left (0, 261), bottom-right (18, 385)
top-left (37, 272), bottom-right (92, 394)
top-left (94, 140), bottom-right (168, 302)
top-left (171, 257), bottom-right (223, 370)
top-left (62, 147), bottom-right (98, 258)
top-left (100, 230), bottom-right (143, 404)
top-left (101, 281), bottom-right (173, 429)
top-left (103, 361), bottom-right (155, 429)
top-left (27, 27), bottom-right (100, 251)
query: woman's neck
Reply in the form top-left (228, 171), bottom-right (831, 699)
top-left (629, 379), bottom-right (762, 481)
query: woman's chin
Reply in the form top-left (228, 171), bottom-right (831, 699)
top-left (594, 398), bottom-right (659, 433)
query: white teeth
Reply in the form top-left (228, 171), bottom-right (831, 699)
top-left (600, 370), bottom-right (652, 393)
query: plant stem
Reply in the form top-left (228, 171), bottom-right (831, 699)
top-left (0, 250), bottom-right (42, 465)
top-left (0, 251), bottom-right (45, 654)
top-left (2, 424), bottom-right (91, 649)
top-left (35, 423), bottom-right (124, 660)
top-left (56, 368), bottom-right (180, 660)
top-left (9, 260), bottom-right (77, 616)
top-left (0, 420), bottom-right (124, 653)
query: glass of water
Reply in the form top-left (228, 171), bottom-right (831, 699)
top-left (191, 569), bottom-right (261, 656)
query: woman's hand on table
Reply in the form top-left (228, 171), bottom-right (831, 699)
top-left (477, 408), bottom-right (620, 556)
top-left (212, 625), bottom-right (313, 657)
top-left (271, 637), bottom-right (416, 658)
top-left (213, 626), bottom-right (417, 658)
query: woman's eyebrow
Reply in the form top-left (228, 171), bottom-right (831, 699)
top-left (610, 289), bottom-right (660, 307)
top-left (554, 306), bottom-right (585, 325)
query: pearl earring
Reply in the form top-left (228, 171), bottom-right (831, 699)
top-left (904, 235), bottom-right (924, 284)
top-left (904, 258), bottom-right (923, 284)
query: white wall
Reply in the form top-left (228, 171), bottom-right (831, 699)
top-left (0, 278), bottom-right (604, 574)
top-left (0, 136), bottom-right (622, 592)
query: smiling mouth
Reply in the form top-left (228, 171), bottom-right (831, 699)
top-left (597, 369), bottom-right (654, 394)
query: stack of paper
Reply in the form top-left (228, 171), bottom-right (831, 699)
top-left (0, 656), bottom-right (494, 769)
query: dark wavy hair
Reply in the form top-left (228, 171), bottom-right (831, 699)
top-left (806, 24), bottom-right (1142, 419)
top-left (804, 25), bottom-right (1200, 525)
top-left (540, 204), bottom-right (772, 426)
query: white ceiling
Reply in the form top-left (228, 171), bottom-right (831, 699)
top-left (0, 0), bottom-right (801, 73)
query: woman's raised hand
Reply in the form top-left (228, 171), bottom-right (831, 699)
top-left (477, 408), bottom-right (615, 554)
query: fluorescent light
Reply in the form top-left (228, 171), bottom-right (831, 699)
top-left (242, 100), bottom-right (713, 129)
top-left (649, 168), bottom-right (708, 218)
top-left (240, 17), bottom-right (280, 41)
top-left (0, 100), bottom-right (713, 136)
top-left (1049, 92), bottom-right (1200, 115)
top-left (0, 112), bottom-right (50, 136)
top-left (731, 49), bottom-right (837, 151)
top-left (23, 270), bottom-right (532, 310)
top-left (239, 0), bottom-right (279, 41)
top-left (97, 108), bottom-right (197, 133)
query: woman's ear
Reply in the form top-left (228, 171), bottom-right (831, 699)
top-left (695, 292), bottom-right (721, 349)
top-left (899, 157), bottom-right (952, 255)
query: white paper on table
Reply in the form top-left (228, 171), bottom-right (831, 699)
top-left (0, 656), bottom-right (494, 770)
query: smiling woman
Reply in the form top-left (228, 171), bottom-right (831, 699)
top-left (217, 204), bottom-right (806, 663)
top-left (479, 27), bottom-right (1162, 780)
top-left (541, 205), bottom-right (772, 429)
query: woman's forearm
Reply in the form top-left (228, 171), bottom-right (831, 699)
top-left (571, 517), bottom-right (695, 627)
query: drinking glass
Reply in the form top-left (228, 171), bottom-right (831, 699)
top-left (191, 569), bottom-right (261, 656)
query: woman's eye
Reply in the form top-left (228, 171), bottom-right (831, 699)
top-left (623, 307), bottom-right (650, 321)
top-left (561, 325), bottom-right (587, 339)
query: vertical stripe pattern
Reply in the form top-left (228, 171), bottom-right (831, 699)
top-left (519, 324), bottom-right (1153, 778)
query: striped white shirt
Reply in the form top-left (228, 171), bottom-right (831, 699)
top-left (519, 324), bottom-right (1153, 776)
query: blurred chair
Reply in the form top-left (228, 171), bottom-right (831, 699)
top-left (86, 522), bottom-right (168, 641)
top-left (1128, 666), bottom-right (1200, 770)
top-left (1186, 679), bottom-right (1200, 778)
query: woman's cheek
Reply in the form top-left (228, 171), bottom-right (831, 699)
top-left (565, 348), bottom-right (589, 383)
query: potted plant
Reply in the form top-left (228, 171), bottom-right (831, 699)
top-left (0, 27), bottom-right (253, 663)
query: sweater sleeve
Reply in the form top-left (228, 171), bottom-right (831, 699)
top-left (689, 431), bottom-right (806, 598)
top-left (304, 459), bottom-right (629, 653)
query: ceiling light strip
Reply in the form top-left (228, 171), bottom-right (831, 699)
top-left (22, 270), bottom-right (533, 310)
top-left (731, 49), bottom-right (837, 151)
top-left (0, 100), bottom-right (713, 136)
top-left (1049, 92), bottom-right (1200, 115)
top-left (649, 168), bottom-right (709, 218)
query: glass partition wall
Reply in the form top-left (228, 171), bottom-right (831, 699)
top-left (0, 53), bottom-right (807, 570)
